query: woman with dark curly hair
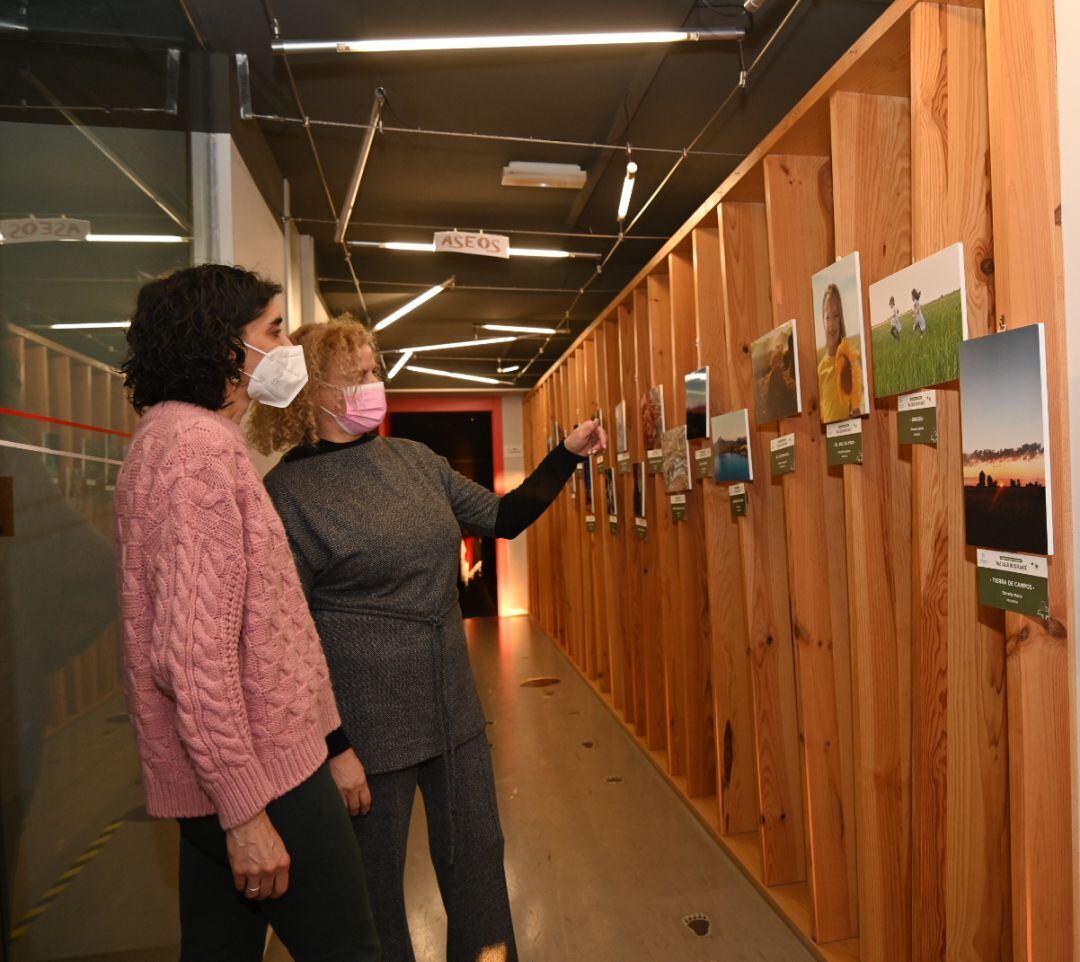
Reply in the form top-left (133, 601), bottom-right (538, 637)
top-left (114, 264), bottom-right (380, 962)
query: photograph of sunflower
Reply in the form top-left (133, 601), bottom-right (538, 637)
top-left (640, 385), bottom-right (665, 451)
top-left (812, 252), bottom-right (871, 424)
top-left (661, 425), bottom-right (693, 494)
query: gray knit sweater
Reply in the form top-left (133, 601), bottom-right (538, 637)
top-left (264, 434), bottom-right (579, 774)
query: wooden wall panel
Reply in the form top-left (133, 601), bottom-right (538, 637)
top-left (717, 201), bottom-right (807, 885)
top-left (646, 273), bottom-right (687, 775)
top-left (632, 285), bottom-right (668, 751)
top-left (830, 89), bottom-right (913, 962)
top-left (570, 345), bottom-right (597, 682)
top-left (763, 153), bottom-right (859, 942)
top-left (582, 335), bottom-right (609, 691)
top-left (985, 0), bottom-right (1075, 958)
top-left (909, 7), bottom-right (1010, 962)
top-left (693, 224), bottom-right (760, 835)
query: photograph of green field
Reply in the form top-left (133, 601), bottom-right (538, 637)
top-left (869, 243), bottom-right (968, 398)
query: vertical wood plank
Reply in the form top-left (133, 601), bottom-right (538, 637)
top-left (909, 6), bottom-right (1011, 962)
top-left (647, 272), bottom-right (687, 776)
top-left (718, 201), bottom-right (807, 883)
top-left (668, 244), bottom-right (717, 799)
top-left (763, 153), bottom-right (859, 942)
top-left (633, 285), bottom-right (668, 751)
top-left (583, 335), bottom-right (609, 690)
top-left (693, 223), bottom-right (761, 834)
top-left (830, 88), bottom-right (914, 962)
top-left (985, 0), bottom-right (1075, 958)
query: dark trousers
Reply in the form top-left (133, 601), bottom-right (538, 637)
top-left (178, 762), bottom-right (380, 962)
top-left (353, 734), bottom-right (517, 962)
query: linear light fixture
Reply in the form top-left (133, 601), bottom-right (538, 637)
top-left (406, 364), bottom-right (506, 385)
top-left (335, 89), bottom-right (386, 244)
top-left (386, 350), bottom-right (412, 380)
top-left (49, 321), bottom-right (130, 330)
top-left (372, 277), bottom-right (454, 332)
top-left (482, 323), bottom-right (558, 335)
top-left (348, 240), bottom-right (598, 260)
top-left (273, 28), bottom-right (745, 55)
top-left (497, 363), bottom-right (521, 374)
top-left (86, 233), bottom-right (189, 243)
top-left (396, 336), bottom-right (516, 353)
top-left (617, 160), bottom-right (638, 221)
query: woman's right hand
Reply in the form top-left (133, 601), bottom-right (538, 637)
top-left (226, 809), bottom-right (291, 900)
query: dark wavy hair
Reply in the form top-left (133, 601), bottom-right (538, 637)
top-left (121, 264), bottom-right (282, 414)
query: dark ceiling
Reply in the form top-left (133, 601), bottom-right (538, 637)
top-left (2, 0), bottom-right (891, 389)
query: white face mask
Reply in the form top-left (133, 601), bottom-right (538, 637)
top-left (241, 341), bottom-right (309, 408)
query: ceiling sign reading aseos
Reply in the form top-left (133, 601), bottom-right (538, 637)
top-left (433, 230), bottom-right (510, 260)
top-left (0, 217), bottom-right (91, 244)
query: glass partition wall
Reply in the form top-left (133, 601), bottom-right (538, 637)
top-left (1, 4), bottom-right (199, 958)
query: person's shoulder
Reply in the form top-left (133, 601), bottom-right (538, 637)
top-left (138, 402), bottom-right (248, 481)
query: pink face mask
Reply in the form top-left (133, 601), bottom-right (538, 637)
top-left (322, 381), bottom-right (386, 436)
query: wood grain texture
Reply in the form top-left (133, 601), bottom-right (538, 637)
top-left (585, 336), bottom-right (612, 692)
top-left (909, 7), bottom-right (1011, 962)
top-left (830, 89), bottom-right (914, 962)
top-left (633, 284), bottom-right (669, 751)
top-left (617, 302), bottom-right (642, 731)
top-left (762, 153), bottom-right (859, 940)
top-left (693, 223), bottom-right (761, 835)
top-left (578, 338), bottom-right (601, 683)
top-left (716, 201), bottom-right (807, 885)
top-left (646, 272), bottom-right (688, 777)
top-left (985, 0), bottom-right (1075, 958)
top-left (668, 244), bottom-right (717, 799)
top-left (562, 357), bottom-right (586, 667)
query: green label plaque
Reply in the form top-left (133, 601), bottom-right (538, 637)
top-left (694, 448), bottom-right (712, 479)
top-left (617, 452), bottom-right (631, 475)
top-left (646, 448), bottom-right (663, 474)
top-left (670, 494), bottom-right (688, 522)
top-left (770, 434), bottom-right (796, 476)
top-left (826, 418), bottom-right (864, 466)
top-left (977, 549), bottom-right (1050, 619)
top-left (729, 483), bottom-right (748, 519)
top-left (898, 390), bottom-right (938, 445)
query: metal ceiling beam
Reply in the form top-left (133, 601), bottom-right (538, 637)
top-left (333, 88), bottom-right (385, 244)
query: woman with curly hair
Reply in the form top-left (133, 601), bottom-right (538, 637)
top-left (817, 282), bottom-right (866, 422)
top-left (249, 318), bottom-right (606, 962)
top-left (114, 265), bottom-right (379, 962)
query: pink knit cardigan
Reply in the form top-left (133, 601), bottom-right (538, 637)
top-left (114, 401), bottom-right (341, 829)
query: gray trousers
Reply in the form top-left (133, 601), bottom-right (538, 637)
top-left (352, 733), bottom-right (518, 962)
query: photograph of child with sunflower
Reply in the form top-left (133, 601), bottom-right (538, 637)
top-left (812, 252), bottom-right (871, 424)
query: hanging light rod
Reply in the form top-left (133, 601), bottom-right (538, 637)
top-left (49, 321), bottom-right (130, 330)
top-left (386, 350), bottom-right (413, 380)
top-left (497, 363), bottom-right (521, 374)
top-left (482, 324), bottom-right (559, 335)
top-left (372, 276), bottom-right (455, 332)
top-left (273, 28), bottom-right (745, 55)
top-left (347, 240), bottom-right (601, 260)
top-left (391, 336), bottom-right (517, 354)
top-left (406, 364), bottom-right (507, 385)
top-left (617, 160), bottom-right (638, 221)
top-left (334, 88), bottom-right (385, 245)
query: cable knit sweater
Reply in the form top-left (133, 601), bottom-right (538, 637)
top-left (114, 401), bottom-right (341, 829)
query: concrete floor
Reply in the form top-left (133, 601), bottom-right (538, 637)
top-left (7, 616), bottom-right (815, 962)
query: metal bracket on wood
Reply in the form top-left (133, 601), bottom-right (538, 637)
top-left (235, 53), bottom-right (253, 120)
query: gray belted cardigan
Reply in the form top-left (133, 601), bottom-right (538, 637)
top-left (263, 433), bottom-right (580, 774)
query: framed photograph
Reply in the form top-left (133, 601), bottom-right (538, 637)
top-left (614, 400), bottom-right (628, 454)
top-left (812, 252), bottom-right (871, 423)
top-left (660, 425), bottom-right (692, 494)
top-left (711, 409), bottom-right (753, 483)
top-left (603, 466), bottom-right (618, 518)
top-left (685, 367), bottom-right (710, 440)
top-left (640, 385), bottom-right (665, 451)
top-left (960, 325), bottom-right (1053, 555)
top-left (750, 320), bottom-right (802, 425)
top-left (869, 243), bottom-right (968, 398)
top-left (583, 456), bottom-right (595, 514)
top-left (633, 462), bottom-right (646, 520)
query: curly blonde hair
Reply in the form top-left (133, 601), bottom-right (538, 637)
top-left (247, 314), bottom-right (380, 455)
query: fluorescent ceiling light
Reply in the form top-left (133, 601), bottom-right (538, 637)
top-left (373, 278), bottom-right (453, 332)
top-left (85, 234), bottom-right (189, 243)
top-left (49, 321), bottom-right (130, 330)
top-left (407, 365), bottom-right (505, 385)
top-left (482, 324), bottom-right (558, 335)
top-left (399, 336), bottom-right (516, 353)
top-left (273, 29), bottom-right (744, 55)
top-left (617, 160), bottom-right (638, 221)
top-left (386, 350), bottom-right (412, 380)
top-left (501, 162), bottom-right (587, 190)
top-left (497, 364), bottom-right (521, 374)
top-left (350, 240), bottom-right (593, 259)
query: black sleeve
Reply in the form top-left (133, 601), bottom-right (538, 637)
top-left (325, 726), bottom-right (352, 758)
top-left (494, 443), bottom-right (585, 539)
